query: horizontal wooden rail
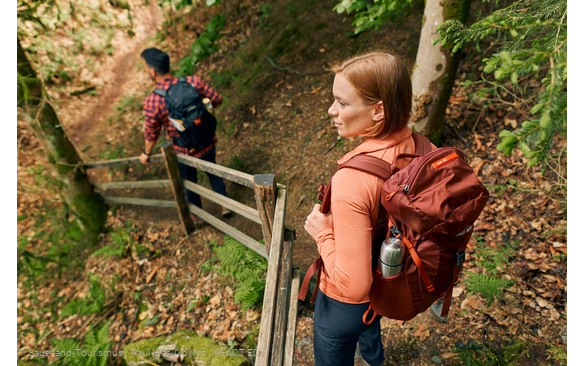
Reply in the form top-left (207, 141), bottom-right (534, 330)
top-left (188, 203), bottom-right (267, 259)
top-left (84, 154), bottom-right (164, 169)
top-left (96, 178), bottom-right (263, 226)
top-left (102, 196), bottom-right (176, 208)
top-left (177, 154), bottom-right (255, 188)
top-left (95, 180), bottom-right (171, 190)
top-left (85, 154), bottom-right (284, 190)
top-left (177, 154), bottom-right (286, 188)
top-left (183, 180), bottom-right (262, 225)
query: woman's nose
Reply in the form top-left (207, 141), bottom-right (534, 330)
top-left (328, 103), bottom-right (337, 116)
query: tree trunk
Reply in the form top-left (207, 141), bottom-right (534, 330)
top-left (17, 37), bottom-right (107, 237)
top-left (409, 0), bottom-right (471, 144)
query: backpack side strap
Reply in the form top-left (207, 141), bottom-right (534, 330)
top-left (298, 257), bottom-right (323, 303)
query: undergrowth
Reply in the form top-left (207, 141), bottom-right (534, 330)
top-left (202, 235), bottom-right (268, 310)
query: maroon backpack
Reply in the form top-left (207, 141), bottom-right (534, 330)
top-left (298, 133), bottom-right (490, 323)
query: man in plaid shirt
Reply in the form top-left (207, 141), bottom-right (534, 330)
top-left (139, 48), bottom-right (230, 222)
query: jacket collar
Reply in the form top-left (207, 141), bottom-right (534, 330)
top-left (337, 126), bottom-right (412, 165)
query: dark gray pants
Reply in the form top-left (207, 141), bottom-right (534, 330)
top-left (178, 145), bottom-right (227, 208)
top-left (313, 289), bottom-right (385, 366)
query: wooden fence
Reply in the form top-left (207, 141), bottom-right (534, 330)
top-left (84, 145), bottom-right (301, 366)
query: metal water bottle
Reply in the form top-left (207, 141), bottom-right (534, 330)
top-left (378, 237), bottom-right (405, 277)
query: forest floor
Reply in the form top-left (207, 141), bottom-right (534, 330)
top-left (17, 0), bottom-right (567, 365)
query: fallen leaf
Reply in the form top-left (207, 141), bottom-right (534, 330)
top-left (413, 324), bottom-right (430, 341)
top-left (474, 134), bottom-right (482, 150)
top-left (441, 352), bottom-right (459, 359)
top-left (310, 86), bottom-right (323, 94)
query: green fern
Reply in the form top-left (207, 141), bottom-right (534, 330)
top-left (474, 239), bottom-right (519, 276)
top-left (52, 321), bottom-right (112, 366)
top-left (211, 235), bottom-right (268, 310)
top-left (60, 274), bottom-right (106, 318)
top-left (464, 272), bottom-right (513, 306)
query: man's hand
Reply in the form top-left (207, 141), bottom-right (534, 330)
top-left (139, 152), bottom-right (151, 165)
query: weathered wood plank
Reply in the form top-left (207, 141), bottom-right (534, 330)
top-left (102, 196), bottom-right (176, 208)
top-left (162, 145), bottom-right (195, 236)
top-left (176, 154), bottom-right (255, 188)
top-left (95, 180), bottom-right (170, 190)
top-left (284, 267), bottom-right (301, 366)
top-left (183, 180), bottom-right (262, 225)
top-left (187, 204), bottom-right (267, 259)
top-left (253, 174), bottom-right (277, 255)
top-left (270, 229), bottom-right (294, 366)
top-left (84, 154), bottom-right (164, 169)
top-left (255, 187), bottom-right (287, 366)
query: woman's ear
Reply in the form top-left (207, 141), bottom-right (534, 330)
top-left (373, 101), bottom-right (384, 122)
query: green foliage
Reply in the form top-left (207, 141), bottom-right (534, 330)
top-left (176, 14), bottom-right (226, 76)
top-left (454, 339), bottom-right (527, 366)
top-left (91, 225), bottom-right (137, 258)
top-left (51, 321), bottom-right (112, 366)
top-left (547, 345), bottom-right (567, 366)
top-left (473, 238), bottom-right (519, 276)
top-left (116, 94), bottom-right (143, 113)
top-left (258, 3), bottom-right (271, 30)
top-left (60, 274), bottom-right (106, 318)
top-left (17, 237), bottom-right (54, 283)
top-left (436, 0), bottom-right (567, 167)
top-left (17, 197), bottom-right (89, 285)
top-left (159, 0), bottom-right (219, 11)
top-left (98, 143), bottom-right (127, 160)
top-left (464, 272), bottom-right (513, 306)
top-left (333, 0), bottom-right (418, 34)
top-left (18, 0), bottom-right (133, 86)
top-left (227, 155), bottom-right (247, 171)
top-left (207, 236), bottom-right (268, 310)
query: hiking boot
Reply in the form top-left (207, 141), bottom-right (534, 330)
top-left (191, 215), bottom-right (206, 228)
top-left (220, 206), bottom-right (232, 217)
top-left (430, 302), bottom-right (448, 323)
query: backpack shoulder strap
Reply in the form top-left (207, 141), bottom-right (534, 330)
top-left (391, 133), bottom-right (434, 166)
top-left (339, 155), bottom-right (393, 180)
top-left (412, 133), bottom-right (433, 156)
top-left (178, 76), bottom-right (187, 82)
top-left (153, 88), bottom-right (166, 97)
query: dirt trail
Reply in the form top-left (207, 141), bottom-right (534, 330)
top-left (65, 0), bottom-right (162, 147)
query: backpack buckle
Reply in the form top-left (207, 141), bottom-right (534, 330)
top-left (390, 225), bottom-right (402, 238)
top-left (455, 251), bottom-right (466, 267)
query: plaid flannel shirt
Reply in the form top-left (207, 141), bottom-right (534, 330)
top-left (143, 75), bottom-right (223, 157)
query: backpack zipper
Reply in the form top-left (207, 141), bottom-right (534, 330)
top-left (386, 150), bottom-right (450, 202)
top-left (403, 148), bottom-right (456, 193)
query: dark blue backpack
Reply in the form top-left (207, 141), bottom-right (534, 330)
top-left (154, 77), bottom-right (217, 151)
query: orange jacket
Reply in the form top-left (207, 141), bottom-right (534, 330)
top-left (315, 126), bottom-right (416, 304)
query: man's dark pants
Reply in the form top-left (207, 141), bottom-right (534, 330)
top-left (178, 145), bottom-right (227, 208)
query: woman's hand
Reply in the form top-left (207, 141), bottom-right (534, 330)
top-left (304, 204), bottom-right (333, 240)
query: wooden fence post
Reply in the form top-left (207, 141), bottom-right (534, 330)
top-left (161, 145), bottom-right (195, 236)
top-left (253, 174), bottom-right (276, 256)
